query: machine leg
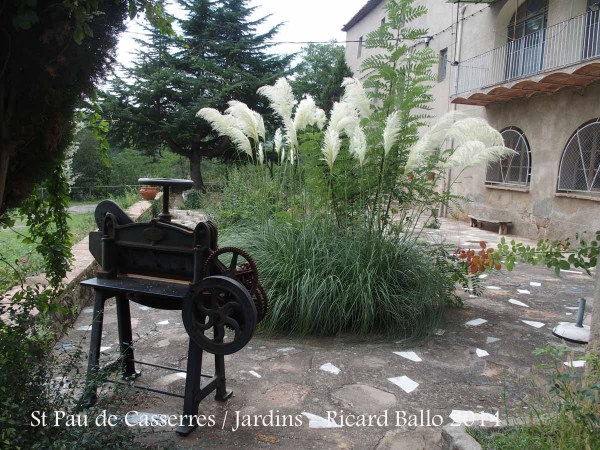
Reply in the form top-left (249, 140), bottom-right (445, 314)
top-left (176, 340), bottom-right (204, 436)
top-left (116, 294), bottom-right (139, 379)
top-left (213, 325), bottom-right (233, 402)
top-left (84, 291), bottom-right (107, 407)
top-left (214, 353), bottom-right (233, 402)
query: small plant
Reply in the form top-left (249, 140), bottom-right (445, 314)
top-left (182, 189), bottom-right (204, 210)
top-left (470, 346), bottom-right (600, 450)
top-left (0, 288), bottom-right (140, 449)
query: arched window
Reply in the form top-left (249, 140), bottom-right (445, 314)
top-left (486, 127), bottom-right (532, 187)
top-left (557, 119), bottom-right (600, 195)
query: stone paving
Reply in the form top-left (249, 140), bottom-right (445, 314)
top-left (59, 216), bottom-right (595, 449)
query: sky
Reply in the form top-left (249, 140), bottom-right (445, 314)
top-left (116, 0), bottom-right (368, 67)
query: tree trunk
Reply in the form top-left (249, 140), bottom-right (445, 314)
top-left (0, 143), bottom-right (14, 216)
top-left (189, 150), bottom-right (206, 192)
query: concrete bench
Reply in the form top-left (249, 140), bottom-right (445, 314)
top-left (468, 215), bottom-right (512, 235)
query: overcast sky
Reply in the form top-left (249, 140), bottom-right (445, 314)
top-left (116, 0), bottom-right (368, 67)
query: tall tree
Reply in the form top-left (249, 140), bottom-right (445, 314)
top-left (104, 0), bottom-right (292, 189)
top-left (0, 0), bottom-right (171, 216)
top-left (290, 42), bottom-right (353, 112)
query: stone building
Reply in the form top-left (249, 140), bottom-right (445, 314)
top-left (343, 0), bottom-right (600, 239)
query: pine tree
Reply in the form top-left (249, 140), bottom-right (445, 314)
top-left (104, 0), bottom-right (291, 189)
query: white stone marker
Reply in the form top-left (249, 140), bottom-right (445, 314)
top-left (509, 299), bottom-right (530, 308)
top-left (465, 318), bottom-right (488, 326)
top-left (521, 320), bottom-right (545, 328)
top-left (319, 363), bottom-right (341, 375)
top-left (393, 351), bottom-right (422, 362)
top-left (301, 412), bottom-right (342, 429)
top-left (476, 348), bottom-right (489, 358)
top-left (388, 376), bottom-right (419, 393)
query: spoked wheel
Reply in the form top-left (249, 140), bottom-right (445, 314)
top-left (182, 276), bottom-right (256, 355)
top-left (203, 247), bottom-right (259, 295)
top-left (253, 282), bottom-right (268, 323)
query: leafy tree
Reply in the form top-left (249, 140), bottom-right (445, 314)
top-left (290, 42), bottom-right (353, 111)
top-left (0, 0), bottom-right (171, 216)
top-left (71, 129), bottom-right (112, 188)
top-left (103, 0), bottom-right (292, 189)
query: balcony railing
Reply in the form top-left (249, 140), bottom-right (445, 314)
top-left (453, 10), bottom-right (600, 96)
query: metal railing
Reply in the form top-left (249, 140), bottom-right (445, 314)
top-left (453, 10), bottom-right (600, 95)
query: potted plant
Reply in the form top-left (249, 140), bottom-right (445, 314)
top-left (139, 185), bottom-right (158, 200)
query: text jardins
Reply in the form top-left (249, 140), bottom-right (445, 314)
top-left (30, 409), bottom-right (452, 430)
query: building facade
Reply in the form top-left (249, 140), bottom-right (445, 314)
top-left (343, 0), bottom-right (600, 240)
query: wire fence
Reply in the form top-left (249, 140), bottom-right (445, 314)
top-left (38, 183), bottom-right (224, 202)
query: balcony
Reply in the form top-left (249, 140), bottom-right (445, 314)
top-left (452, 10), bottom-right (600, 106)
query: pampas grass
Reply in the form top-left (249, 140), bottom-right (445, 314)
top-left (342, 77), bottom-right (371, 119)
top-left (350, 128), bottom-right (367, 166)
top-left (225, 100), bottom-right (264, 144)
top-left (196, 107), bottom-right (253, 157)
top-left (406, 112), bottom-right (514, 171)
top-left (383, 111), bottom-right (401, 156)
top-left (222, 220), bottom-right (447, 337)
top-left (329, 101), bottom-right (360, 137)
top-left (321, 128), bottom-right (341, 170)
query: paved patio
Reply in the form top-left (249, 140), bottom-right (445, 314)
top-left (59, 217), bottom-right (595, 449)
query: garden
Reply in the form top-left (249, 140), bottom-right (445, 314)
top-left (0, 0), bottom-right (598, 449)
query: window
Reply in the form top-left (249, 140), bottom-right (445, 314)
top-left (557, 119), bottom-right (600, 195)
top-left (584, 0), bottom-right (600, 59)
top-left (505, 0), bottom-right (548, 79)
top-left (438, 48), bottom-right (448, 82)
top-left (358, 36), bottom-right (363, 58)
top-left (486, 127), bottom-right (531, 187)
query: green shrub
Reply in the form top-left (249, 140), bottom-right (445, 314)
top-left (0, 288), bottom-right (139, 449)
top-left (470, 346), bottom-right (600, 450)
top-left (219, 166), bottom-right (289, 228)
top-left (223, 219), bottom-right (448, 337)
top-left (182, 189), bottom-right (204, 210)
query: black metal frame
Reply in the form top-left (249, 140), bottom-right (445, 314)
top-left (80, 179), bottom-right (245, 437)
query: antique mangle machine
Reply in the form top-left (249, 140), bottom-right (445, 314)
top-left (81, 178), bottom-right (267, 436)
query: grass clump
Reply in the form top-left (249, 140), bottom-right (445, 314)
top-left (223, 219), bottom-right (448, 338)
top-left (470, 346), bottom-right (600, 450)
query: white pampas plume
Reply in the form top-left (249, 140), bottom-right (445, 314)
top-left (315, 108), bottom-right (327, 130)
top-left (288, 145), bottom-right (295, 164)
top-left (293, 95), bottom-right (319, 132)
top-left (274, 128), bottom-right (283, 155)
top-left (255, 112), bottom-right (266, 141)
top-left (446, 117), bottom-right (504, 148)
top-left (284, 118), bottom-right (298, 149)
top-left (329, 101), bottom-right (360, 137)
top-left (197, 107), bottom-right (252, 157)
top-left (321, 128), bottom-right (341, 170)
top-left (280, 148), bottom-right (286, 164)
top-left (350, 128), bottom-right (367, 166)
top-left (257, 78), bottom-right (295, 122)
top-left (258, 143), bottom-right (265, 166)
top-left (342, 77), bottom-right (371, 119)
top-left (444, 142), bottom-right (516, 169)
top-left (225, 100), bottom-right (262, 144)
top-left (383, 111), bottom-right (401, 156)
top-left (406, 111), bottom-right (468, 169)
